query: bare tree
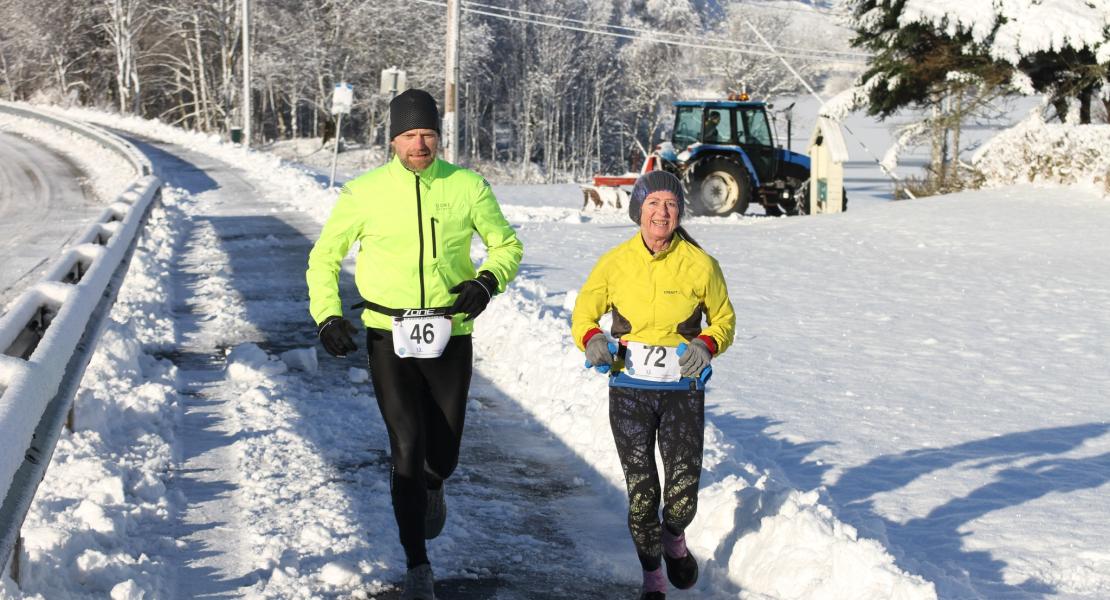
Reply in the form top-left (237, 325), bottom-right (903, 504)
top-left (99, 0), bottom-right (153, 113)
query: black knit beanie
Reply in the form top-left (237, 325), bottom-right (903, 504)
top-left (389, 89), bottom-right (440, 140)
top-left (629, 170), bottom-right (685, 224)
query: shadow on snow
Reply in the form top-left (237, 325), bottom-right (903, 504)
top-left (709, 403), bottom-right (1110, 599)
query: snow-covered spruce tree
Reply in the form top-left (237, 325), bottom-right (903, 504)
top-left (1020, 46), bottom-right (1107, 124)
top-left (848, 0), bottom-right (1010, 191)
top-left (849, 1), bottom-right (1110, 192)
top-left (992, 2), bottom-right (1109, 124)
top-left (854, 1), bottom-right (1110, 125)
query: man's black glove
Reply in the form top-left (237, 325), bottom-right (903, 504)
top-left (448, 271), bottom-right (498, 321)
top-left (317, 315), bottom-right (358, 358)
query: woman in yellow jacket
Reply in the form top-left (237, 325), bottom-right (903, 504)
top-left (572, 171), bottom-right (735, 600)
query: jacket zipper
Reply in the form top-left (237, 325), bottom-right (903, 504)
top-left (414, 173), bottom-right (426, 308)
top-left (430, 217), bottom-right (438, 259)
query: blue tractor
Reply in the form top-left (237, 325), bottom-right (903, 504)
top-left (661, 97), bottom-right (818, 216)
top-left (584, 96), bottom-right (835, 217)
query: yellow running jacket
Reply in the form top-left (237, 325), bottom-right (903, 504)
top-left (572, 232), bottom-right (735, 355)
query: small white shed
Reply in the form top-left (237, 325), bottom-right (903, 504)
top-left (807, 116), bottom-right (849, 214)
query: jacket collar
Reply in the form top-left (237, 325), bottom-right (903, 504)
top-left (388, 154), bottom-right (443, 186)
top-left (628, 230), bottom-right (680, 261)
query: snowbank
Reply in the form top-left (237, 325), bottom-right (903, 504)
top-left (2, 192), bottom-right (184, 599)
top-left (472, 278), bottom-right (937, 599)
top-left (972, 111), bottom-right (1110, 193)
top-left (0, 176), bottom-right (161, 553)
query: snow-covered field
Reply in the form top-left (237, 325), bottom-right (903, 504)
top-left (1, 107), bottom-right (1108, 599)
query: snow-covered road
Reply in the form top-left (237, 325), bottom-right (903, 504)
top-left (0, 130), bottom-right (100, 308)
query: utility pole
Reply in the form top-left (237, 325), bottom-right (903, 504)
top-left (242, 0), bottom-right (252, 146)
top-left (443, 0), bottom-right (460, 163)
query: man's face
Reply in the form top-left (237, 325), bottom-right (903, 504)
top-left (392, 128), bottom-right (439, 172)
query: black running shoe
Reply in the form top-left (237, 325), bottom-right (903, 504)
top-left (663, 548), bottom-right (698, 589)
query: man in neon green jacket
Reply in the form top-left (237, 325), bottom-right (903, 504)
top-left (306, 89), bottom-right (522, 600)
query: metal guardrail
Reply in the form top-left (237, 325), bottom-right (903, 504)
top-left (0, 104), bottom-right (162, 583)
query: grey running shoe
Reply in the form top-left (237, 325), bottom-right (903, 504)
top-left (402, 563), bottom-right (436, 600)
top-left (425, 485), bottom-right (447, 539)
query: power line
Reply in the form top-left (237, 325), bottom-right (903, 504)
top-left (461, 0), bottom-right (872, 60)
top-left (410, 0), bottom-right (906, 192)
top-left (732, 0), bottom-right (852, 17)
top-left (410, 0), bottom-right (870, 64)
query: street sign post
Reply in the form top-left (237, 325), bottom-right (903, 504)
top-left (331, 82), bottom-right (353, 116)
top-left (329, 82), bottom-right (354, 187)
top-left (380, 67), bottom-right (407, 165)
top-left (379, 67), bottom-right (407, 96)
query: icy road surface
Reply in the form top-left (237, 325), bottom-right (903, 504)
top-left (0, 130), bottom-right (101, 307)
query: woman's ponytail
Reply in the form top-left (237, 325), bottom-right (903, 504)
top-left (675, 225), bottom-right (702, 249)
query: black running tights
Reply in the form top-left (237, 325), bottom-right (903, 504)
top-left (366, 329), bottom-right (472, 568)
top-left (609, 386), bottom-right (704, 571)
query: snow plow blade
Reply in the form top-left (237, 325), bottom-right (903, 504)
top-left (581, 174), bottom-right (638, 210)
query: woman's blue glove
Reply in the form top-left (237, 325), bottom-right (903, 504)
top-left (678, 338), bottom-right (711, 378)
top-left (584, 336), bottom-right (617, 374)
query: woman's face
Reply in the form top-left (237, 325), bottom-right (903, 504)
top-left (639, 190), bottom-right (680, 243)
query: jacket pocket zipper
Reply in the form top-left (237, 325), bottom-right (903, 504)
top-left (430, 217), bottom-right (438, 259)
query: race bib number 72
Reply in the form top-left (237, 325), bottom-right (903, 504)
top-left (623, 341), bottom-right (682, 382)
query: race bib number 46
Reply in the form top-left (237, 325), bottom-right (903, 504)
top-left (391, 315), bottom-right (452, 358)
top-left (624, 341), bottom-right (681, 382)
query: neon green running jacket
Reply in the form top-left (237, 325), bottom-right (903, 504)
top-left (307, 155), bottom-right (523, 335)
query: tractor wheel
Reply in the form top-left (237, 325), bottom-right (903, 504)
top-left (688, 157), bottom-right (751, 216)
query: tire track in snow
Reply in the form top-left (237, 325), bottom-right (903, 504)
top-left (0, 129), bottom-right (99, 307)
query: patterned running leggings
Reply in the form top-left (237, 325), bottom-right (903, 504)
top-left (609, 385), bottom-right (705, 571)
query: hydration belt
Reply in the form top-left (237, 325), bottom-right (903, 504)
top-left (350, 300), bottom-right (454, 318)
